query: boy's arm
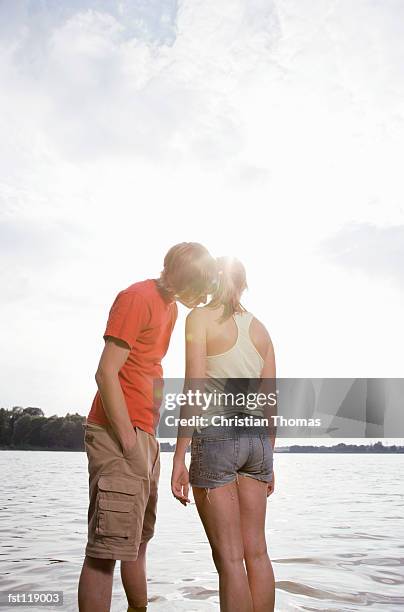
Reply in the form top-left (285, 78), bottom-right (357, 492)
top-left (94, 289), bottom-right (149, 454)
top-left (95, 336), bottom-right (137, 454)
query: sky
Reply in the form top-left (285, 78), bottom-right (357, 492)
top-left (1, 0), bottom-right (403, 440)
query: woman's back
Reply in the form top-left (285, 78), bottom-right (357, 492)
top-left (203, 305), bottom-right (270, 376)
top-left (205, 310), bottom-right (264, 379)
top-left (195, 305), bottom-right (272, 426)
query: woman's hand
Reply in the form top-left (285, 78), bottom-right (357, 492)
top-left (267, 470), bottom-right (275, 497)
top-left (171, 458), bottom-right (191, 506)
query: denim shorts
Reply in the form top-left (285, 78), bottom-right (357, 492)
top-left (189, 416), bottom-right (274, 489)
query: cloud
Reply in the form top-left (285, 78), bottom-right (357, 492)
top-left (318, 223), bottom-right (404, 287)
top-left (0, 0), bottom-right (282, 164)
top-left (1, 1), bottom-right (404, 414)
top-left (0, 216), bottom-right (89, 305)
top-left (0, 0), bottom-right (178, 50)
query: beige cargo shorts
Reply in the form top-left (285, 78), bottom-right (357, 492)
top-left (83, 420), bottom-right (160, 561)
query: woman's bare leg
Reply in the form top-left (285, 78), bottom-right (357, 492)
top-left (193, 482), bottom-right (253, 612)
top-left (237, 475), bottom-right (275, 612)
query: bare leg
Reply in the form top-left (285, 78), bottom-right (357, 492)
top-left (238, 475), bottom-right (275, 612)
top-left (120, 541), bottom-right (148, 609)
top-left (78, 555), bottom-right (116, 612)
top-left (193, 482), bottom-right (253, 612)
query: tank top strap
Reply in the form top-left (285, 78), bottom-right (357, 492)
top-left (233, 311), bottom-right (254, 337)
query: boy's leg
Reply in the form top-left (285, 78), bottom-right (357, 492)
top-left (79, 422), bottom-right (150, 611)
top-left (78, 556), bottom-right (116, 612)
top-left (121, 541), bottom-right (148, 609)
top-left (121, 432), bottom-right (160, 611)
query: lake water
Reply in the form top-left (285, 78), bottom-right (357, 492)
top-left (1, 451), bottom-right (403, 611)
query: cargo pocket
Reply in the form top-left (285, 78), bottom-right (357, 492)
top-left (95, 474), bottom-right (141, 538)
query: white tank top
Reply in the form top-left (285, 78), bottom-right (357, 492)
top-left (197, 311), bottom-right (265, 429)
top-left (206, 311), bottom-right (264, 378)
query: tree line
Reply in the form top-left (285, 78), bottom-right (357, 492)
top-left (1, 407), bottom-right (402, 453)
top-left (0, 407), bottom-right (86, 451)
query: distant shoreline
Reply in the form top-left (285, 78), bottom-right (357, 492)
top-left (2, 409), bottom-right (403, 454)
top-left (1, 443), bottom-right (403, 453)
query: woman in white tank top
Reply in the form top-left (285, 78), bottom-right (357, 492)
top-left (171, 256), bottom-right (277, 612)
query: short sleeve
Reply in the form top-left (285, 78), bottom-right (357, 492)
top-left (103, 290), bottom-right (150, 349)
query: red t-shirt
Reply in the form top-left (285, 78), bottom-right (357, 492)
top-left (87, 279), bottom-right (178, 435)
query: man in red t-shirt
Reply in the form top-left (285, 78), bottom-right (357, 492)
top-left (78, 243), bottom-right (217, 612)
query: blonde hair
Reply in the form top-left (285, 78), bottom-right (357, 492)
top-left (207, 256), bottom-right (247, 322)
top-left (158, 242), bottom-right (217, 297)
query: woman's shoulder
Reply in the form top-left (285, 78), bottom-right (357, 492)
top-left (190, 304), bottom-right (223, 318)
top-left (186, 305), bottom-right (213, 324)
top-left (251, 314), bottom-right (270, 333)
top-left (249, 314), bottom-right (272, 347)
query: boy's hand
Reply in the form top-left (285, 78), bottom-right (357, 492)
top-left (120, 427), bottom-right (138, 457)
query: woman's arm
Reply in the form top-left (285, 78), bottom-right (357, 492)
top-left (259, 331), bottom-right (277, 498)
top-left (174, 308), bottom-right (207, 460)
top-left (171, 308), bottom-right (207, 504)
top-left (260, 332), bottom-right (277, 451)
